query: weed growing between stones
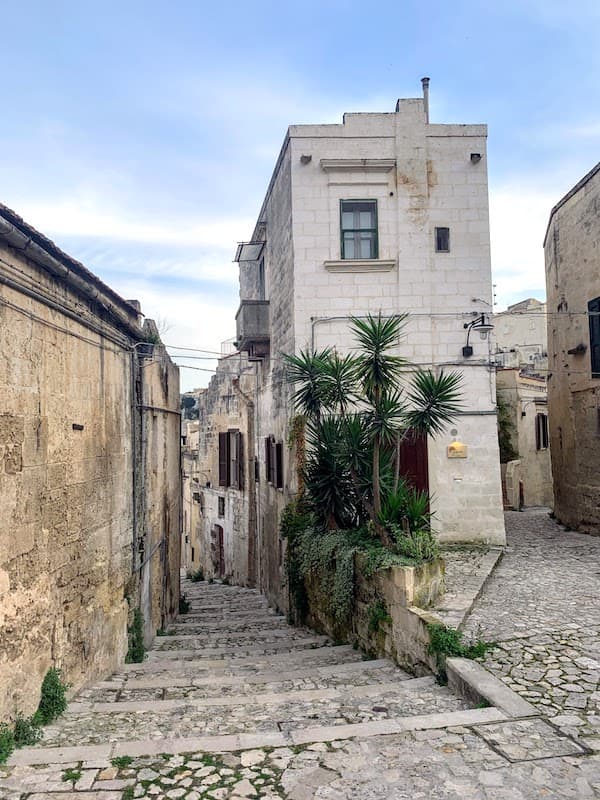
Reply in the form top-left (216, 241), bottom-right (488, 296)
top-left (37, 667), bottom-right (69, 724)
top-left (0, 724), bottom-right (14, 765)
top-left (0, 668), bottom-right (70, 764)
top-left (427, 623), bottom-right (495, 680)
top-left (125, 608), bottom-right (145, 663)
top-left (179, 593), bottom-right (190, 614)
top-left (121, 786), bottom-right (134, 800)
top-left (187, 568), bottom-right (204, 582)
top-left (61, 767), bottom-right (82, 787)
top-left (111, 755), bottom-right (134, 768)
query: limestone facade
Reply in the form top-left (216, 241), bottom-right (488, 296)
top-left (496, 369), bottom-right (553, 508)
top-left (0, 203), bottom-right (181, 722)
top-left (186, 89), bottom-right (506, 611)
top-left (494, 298), bottom-right (548, 372)
top-left (544, 162), bottom-right (600, 533)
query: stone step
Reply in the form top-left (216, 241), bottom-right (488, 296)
top-left (114, 644), bottom-right (364, 677)
top-left (68, 677), bottom-right (436, 715)
top-left (150, 635), bottom-right (330, 657)
top-left (158, 623), bottom-right (303, 640)
top-left (35, 678), bottom-right (470, 748)
top-left (75, 659), bottom-right (411, 702)
top-left (169, 616), bottom-right (288, 632)
top-left (8, 706), bottom-right (506, 767)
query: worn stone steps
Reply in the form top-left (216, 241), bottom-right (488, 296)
top-left (36, 677), bottom-right (468, 747)
top-left (74, 659), bottom-right (411, 703)
top-left (150, 636), bottom-right (331, 658)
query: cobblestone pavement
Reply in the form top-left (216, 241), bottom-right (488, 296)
top-left (2, 556), bottom-right (600, 798)
top-left (462, 509), bottom-right (600, 751)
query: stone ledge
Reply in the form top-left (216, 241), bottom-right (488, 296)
top-left (324, 259), bottom-right (396, 273)
top-left (446, 657), bottom-right (538, 718)
top-left (320, 158), bottom-right (396, 173)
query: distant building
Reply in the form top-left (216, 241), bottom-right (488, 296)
top-left (0, 203), bottom-right (181, 723)
top-left (494, 298), bottom-right (548, 372)
top-left (544, 162), bottom-right (600, 534)
top-left (186, 83), bottom-right (506, 609)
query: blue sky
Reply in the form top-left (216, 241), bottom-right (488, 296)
top-left (1, 1), bottom-right (599, 389)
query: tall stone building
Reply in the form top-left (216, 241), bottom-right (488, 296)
top-left (0, 203), bottom-right (181, 722)
top-left (187, 82), bottom-right (505, 609)
top-left (544, 162), bottom-right (600, 533)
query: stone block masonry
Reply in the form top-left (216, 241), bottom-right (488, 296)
top-left (0, 204), bottom-right (180, 722)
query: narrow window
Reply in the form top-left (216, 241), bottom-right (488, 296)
top-left (589, 297), bottom-right (600, 378)
top-left (191, 546), bottom-right (195, 562)
top-left (258, 257), bottom-right (266, 301)
top-left (435, 227), bottom-right (450, 253)
top-left (275, 442), bottom-right (284, 489)
top-left (218, 431), bottom-right (229, 486)
top-left (535, 413), bottom-right (548, 450)
top-left (340, 200), bottom-right (378, 259)
top-left (218, 496), bottom-right (225, 516)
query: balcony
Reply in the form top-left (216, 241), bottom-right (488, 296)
top-left (235, 300), bottom-right (270, 357)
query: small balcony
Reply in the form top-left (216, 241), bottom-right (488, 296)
top-left (235, 300), bottom-right (270, 357)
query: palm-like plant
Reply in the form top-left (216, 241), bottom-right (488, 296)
top-left (284, 312), bottom-right (463, 548)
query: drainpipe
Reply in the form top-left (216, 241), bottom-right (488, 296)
top-left (232, 377), bottom-right (258, 588)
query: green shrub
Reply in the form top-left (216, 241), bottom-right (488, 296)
top-left (111, 755), bottom-right (134, 768)
top-left (37, 668), bottom-right (68, 724)
top-left (368, 600), bottom-right (392, 634)
top-left (186, 568), bottom-right (204, 582)
top-left (427, 623), bottom-right (495, 679)
top-left (0, 724), bottom-right (15, 765)
top-left (62, 768), bottom-right (82, 786)
top-left (390, 526), bottom-right (439, 562)
top-left (125, 608), bottom-right (145, 664)
top-left (178, 594), bottom-right (190, 614)
top-left (13, 715), bottom-right (41, 747)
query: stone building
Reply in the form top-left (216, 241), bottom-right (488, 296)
top-left (494, 298), bottom-right (548, 372)
top-left (186, 82), bottom-right (505, 609)
top-left (496, 369), bottom-right (553, 509)
top-left (544, 162), bottom-right (600, 534)
top-left (0, 203), bottom-right (181, 722)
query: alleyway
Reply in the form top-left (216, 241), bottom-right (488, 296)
top-left (2, 514), bottom-right (600, 798)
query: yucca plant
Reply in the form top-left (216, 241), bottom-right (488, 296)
top-left (284, 312), bottom-right (462, 549)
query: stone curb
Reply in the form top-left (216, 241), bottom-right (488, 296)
top-left (446, 657), bottom-right (538, 718)
top-left (436, 548), bottom-right (504, 631)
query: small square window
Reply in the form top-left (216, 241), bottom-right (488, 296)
top-left (340, 200), bottom-right (378, 259)
top-left (435, 227), bottom-right (450, 253)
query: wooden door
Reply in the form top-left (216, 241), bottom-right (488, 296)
top-left (399, 431), bottom-right (429, 493)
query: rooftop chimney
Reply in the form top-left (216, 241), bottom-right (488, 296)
top-left (421, 76), bottom-right (430, 123)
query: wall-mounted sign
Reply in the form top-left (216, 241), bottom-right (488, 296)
top-left (447, 441), bottom-right (468, 459)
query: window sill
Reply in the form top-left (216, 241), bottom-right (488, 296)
top-left (324, 259), bottom-right (396, 273)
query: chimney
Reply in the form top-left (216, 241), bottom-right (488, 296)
top-left (421, 76), bottom-right (430, 123)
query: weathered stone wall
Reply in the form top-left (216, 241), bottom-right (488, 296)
top-left (544, 163), bottom-right (600, 533)
top-left (138, 339), bottom-right (181, 644)
top-left (0, 213), bottom-right (180, 722)
top-left (302, 558), bottom-right (445, 675)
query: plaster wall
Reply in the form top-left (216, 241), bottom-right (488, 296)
top-left (545, 163), bottom-right (600, 533)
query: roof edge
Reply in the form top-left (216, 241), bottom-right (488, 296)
top-left (543, 161), bottom-right (600, 246)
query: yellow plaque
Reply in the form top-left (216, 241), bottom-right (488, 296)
top-left (447, 442), bottom-right (467, 459)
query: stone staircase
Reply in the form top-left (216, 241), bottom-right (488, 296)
top-left (25, 579), bottom-right (472, 754)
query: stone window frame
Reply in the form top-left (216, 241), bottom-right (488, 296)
top-left (218, 430), bottom-right (244, 490)
top-left (265, 435), bottom-right (284, 489)
top-left (435, 226), bottom-right (450, 253)
top-left (535, 413), bottom-right (549, 451)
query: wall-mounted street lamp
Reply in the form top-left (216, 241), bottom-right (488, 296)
top-left (462, 314), bottom-right (494, 357)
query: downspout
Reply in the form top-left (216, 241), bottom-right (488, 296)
top-left (232, 377), bottom-right (257, 588)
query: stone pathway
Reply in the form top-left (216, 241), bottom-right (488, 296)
top-left (2, 538), bottom-right (600, 798)
top-left (460, 509), bottom-right (600, 755)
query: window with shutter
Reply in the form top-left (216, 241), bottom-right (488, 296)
top-left (236, 431), bottom-right (244, 490)
top-left (218, 432), bottom-right (229, 486)
top-left (275, 442), bottom-right (284, 489)
top-left (589, 297), bottom-right (600, 378)
top-left (535, 413), bottom-right (548, 451)
top-left (265, 436), bottom-right (272, 483)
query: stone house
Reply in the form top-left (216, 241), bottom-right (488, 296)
top-left (544, 162), bottom-right (600, 534)
top-left (493, 297), bottom-right (552, 509)
top-left (0, 203), bottom-right (181, 722)
top-left (187, 83), bottom-right (506, 609)
top-left (496, 369), bottom-right (553, 509)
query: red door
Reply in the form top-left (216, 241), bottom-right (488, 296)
top-left (399, 431), bottom-right (429, 493)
